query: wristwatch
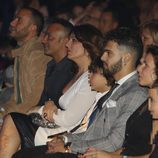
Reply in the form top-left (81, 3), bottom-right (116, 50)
top-left (64, 142), bottom-right (72, 153)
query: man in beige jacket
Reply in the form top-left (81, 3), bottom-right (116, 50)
top-left (2, 7), bottom-right (50, 114)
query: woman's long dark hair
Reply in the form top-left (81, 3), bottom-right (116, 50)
top-left (71, 24), bottom-right (104, 61)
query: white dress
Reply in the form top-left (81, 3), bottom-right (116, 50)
top-left (34, 71), bottom-right (97, 146)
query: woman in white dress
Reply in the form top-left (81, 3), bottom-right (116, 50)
top-left (35, 57), bottom-right (115, 146)
top-left (0, 24), bottom-right (104, 158)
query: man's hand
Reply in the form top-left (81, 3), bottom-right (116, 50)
top-left (46, 136), bottom-right (65, 153)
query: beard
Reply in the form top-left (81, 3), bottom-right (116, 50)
top-left (108, 58), bottom-right (123, 75)
top-left (10, 24), bottom-right (30, 42)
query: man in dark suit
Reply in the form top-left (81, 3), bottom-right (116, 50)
top-left (13, 27), bottom-right (148, 158)
top-left (29, 18), bottom-right (76, 111)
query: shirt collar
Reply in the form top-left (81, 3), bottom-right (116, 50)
top-left (117, 71), bottom-right (137, 86)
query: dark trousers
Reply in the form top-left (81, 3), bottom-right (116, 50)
top-left (12, 145), bottom-right (77, 158)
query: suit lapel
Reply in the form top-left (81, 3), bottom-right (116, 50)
top-left (93, 73), bottom-right (138, 121)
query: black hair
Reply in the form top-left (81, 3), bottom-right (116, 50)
top-left (104, 27), bottom-right (143, 66)
top-left (71, 24), bottom-right (104, 62)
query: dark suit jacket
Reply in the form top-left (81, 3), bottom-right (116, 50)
top-left (121, 100), bottom-right (152, 156)
top-left (37, 57), bottom-right (76, 108)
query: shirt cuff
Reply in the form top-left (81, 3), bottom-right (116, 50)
top-left (63, 135), bottom-right (68, 144)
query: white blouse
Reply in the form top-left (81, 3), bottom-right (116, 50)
top-left (34, 71), bottom-right (97, 146)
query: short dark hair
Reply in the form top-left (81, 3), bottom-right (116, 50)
top-left (88, 57), bottom-right (115, 86)
top-left (71, 24), bottom-right (104, 62)
top-left (47, 18), bottom-right (73, 37)
top-left (22, 7), bottom-right (44, 36)
top-left (104, 27), bottom-right (143, 65)
top-left (146, 45), bottom-right (158, 87)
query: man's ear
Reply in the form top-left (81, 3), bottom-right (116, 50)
top-left (29, 24), bottom-right (37, 34)
top-left (122, 53), bottom-right (131, 66)
top-left (152, 73), bottom-right (157, 81)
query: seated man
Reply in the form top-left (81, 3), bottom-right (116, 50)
top-left (13, 28), bottom-right (148, 158)
top-left (2, 7), bottom-right (51, 114)
top-left (35, 18), bottom-right (76, 109)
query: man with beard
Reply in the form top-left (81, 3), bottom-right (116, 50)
top-left (12, 28), bottom-right (148, 158)
top-left (1, 7), bottom-right (50, 114)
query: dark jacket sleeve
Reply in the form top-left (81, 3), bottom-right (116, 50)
top-left (37, 58), bottom-right (76, 108)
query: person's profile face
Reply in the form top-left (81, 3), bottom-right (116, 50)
top-left (101, 41), bottom-right (124, 78)
top-left (66, 33), bottom-right (86, 62)
top-left (137, 53), bottom-right (156, 87)
top-left (88, 69), bottom-right (108, 92)
top-left (9, 9), bottom-right (32, 41)
top-left (41, 23), bottom-right (66, 57)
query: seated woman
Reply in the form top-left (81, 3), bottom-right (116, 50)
top-left (0, 24), bottom-right (104, 158)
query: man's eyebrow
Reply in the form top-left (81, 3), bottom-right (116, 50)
top-left (103, 48), bottom-right (111, 52)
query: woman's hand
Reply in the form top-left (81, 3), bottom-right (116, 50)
top-left (42, 100), bottom-right (58, 122)
top-left (81, 147), bottom-right (114, 158)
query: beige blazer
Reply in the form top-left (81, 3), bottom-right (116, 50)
top-left (4, 37), bottom-right (50, 113)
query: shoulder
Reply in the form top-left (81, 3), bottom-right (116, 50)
top-left (56, 57), bottom-right (77, 73)
top-left (25, 37), bottom-right (44, 53)
top-left (118, 73), bottom-right (148, 97)
top-left (60, 58), bottom-right (76, 67)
